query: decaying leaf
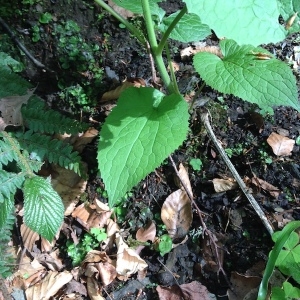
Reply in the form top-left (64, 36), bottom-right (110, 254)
top-left (100, 78), bottom-right (146, 102)
top-left (251, 175), bottom-right (280, 198)
top-left (0, 88), bottom-right (35, 130)
top-left (20, 224), bottom-right (39, 251)
top-left (108, 0), bottom-right (134, 19)
top-left (267, 132), bottom-right (295, 156)
top-left (227, 271), bottom-right (261, 300)
top-left (25, 270), bottom-right (72, 300)
top-left (212, 178), bottom-right (238, 192)
top-left (157, 281), bottom-right (212, 300)
top-left (86, 277), bottom-right (105, 300)
top-left (115, 232), bottom-right (148, 278)
top-left (161, 164), bottom-right (193, 240)
top-left (136, 221), bottom-right (156, 243)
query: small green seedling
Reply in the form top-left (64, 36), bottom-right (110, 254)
top-left (189, 158), bottom-right (203, 171)
top-left (39, 12), bottom-right (52, 24)
top-left (66, 227), bottom-right (107, 266)
top-left (156, 234), bottom-right (172, 256)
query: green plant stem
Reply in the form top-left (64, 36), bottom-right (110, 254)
top-left (165, 43), bottom-right (180, 94)
top-left (257, 221), bottom-right (300, 300)
top-left (157, 6), bottom-right (187, 54)
top-left (94, 0), bottom-right (146, 46)
top-left (141, 0), bottom-right (174, 94)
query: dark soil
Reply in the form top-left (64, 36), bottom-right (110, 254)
top-left (1, 0), bottom-right (300, 299)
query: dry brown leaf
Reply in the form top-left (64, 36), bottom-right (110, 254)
top-left (251, 175), bottom-right (280, 198)
top-left (267, 132), bottom-right (295, 156)
top-left (180, 45), bottom-right (222, 59)
top-left (212, 178), bottom-right (238, 192)
top-left (108, 0), bottom-right (134, 19)
top-left (176, 163), bottom-right (193, 196)
top-left (161, 190), bottom-right (192, 239)
top-left (227, 271), bottom-right (261, 300)
top-left (115, 233), bottom-right (148, 278)
top-left (0, 88), bottom-right (35, 130)
top-left (25, 270), bottom-right (72, 300)
top-left (180, 281), bottom-right (213, 300)
top-left (136, 221), bottom-right (156, 243)
top-left (100, 78), bottom-right (146, 102)
top-left (156, 285), bottom-right (183, 300)
top-left (20, 224), bottom-right (39, 251)
top-left (86, 277), bottom-right (105, 300)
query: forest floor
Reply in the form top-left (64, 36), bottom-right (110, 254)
top-left (1, 0), bottom-right (300, 300)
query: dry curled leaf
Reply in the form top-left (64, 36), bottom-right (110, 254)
top-left (212, 178), bottom-right (238, 192)
top-left (267, 132), bottom-right (295, 156)
top-left (136, 221), bottom-right (156, 243)
top-left (0, 88), bottom-right (35, 130)
top-left (100, 78), bottom-right (146, 102)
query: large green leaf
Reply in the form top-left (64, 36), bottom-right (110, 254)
top-left (184, 0), bottom-right (286, 46)
top-left (279, 0), bottom-right (300, 33)
top-left (193, 39), bottom-right (300, 113)
top-left (159, 12), bottom-right (211, 43)
top-left (23, 176), bottom-right (64, 241)
top-left (98, 87), bottom-right (189, 207)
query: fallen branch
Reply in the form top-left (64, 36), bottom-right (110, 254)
top-left (0, 17), bottom-right (54, 73)
top-left (200, 109), bottom-right (274, 236)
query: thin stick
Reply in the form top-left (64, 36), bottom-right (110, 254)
top-left (0, 17), bottom-right (54, 73)
top-left (200, 110), bottom-right (274, 236)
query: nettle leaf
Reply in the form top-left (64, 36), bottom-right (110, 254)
top-left (184, 0), bottom-right (286, 46)
top-left (111, 0), bottom-right (165, 20)
top-left (98, 87), bottom-right (189, 207)
top-left (193, 39), bottom-right (300, 113)
top-left (159, 12), bottom-right (211, 43)
top-left (23, 176), bottom-right (64, 241)
top-left (280, 0), bottom-right (300, 33)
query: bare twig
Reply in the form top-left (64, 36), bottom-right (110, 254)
top-left (0, 17), bottom-right (54, 73)
top-left (200, 109), bottom-right (274, 236)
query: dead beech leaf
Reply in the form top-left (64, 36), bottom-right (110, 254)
top-left (161, 189), bottom-right (193, 239)
top-left (227, 271), bottom-right (261, 300)
top-left (108, 0), bottom-right (134, 19)
top-left (136, 221), bottom-right (156, 243)
top-left (0, 88), bottom-right (35, 130)
top-left (100, 78), bottom-right (146, 102)
top-left (251, 175), bottom-right (280, 198)
top-left (212, 178), bottom-right (238, 192)
top-left (156, 285), bottom-right (183, 299)
top-left (25, 270), bottom-right (72, 300)
top-left (180, 281), bottom-right (212, 300)
top-left (20, 224), bottom-right (39, 251)
top-left (115, 233), bottom-right (148, 278)
top-left (176, 163), bottom-right (193, 196)
top-left (86, 277), bottom-right (105, 300)
top-left (267, 132), bottom-right (295, 156)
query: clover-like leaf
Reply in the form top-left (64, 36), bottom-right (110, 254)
top-left (23, 176), bottom-right (64, 241)
top-left (98, 87), bottom-right (189, 207)
top-left (193, 39), bottom-right (300, 113)
top-left (184, 0), bottom-right (286, 46)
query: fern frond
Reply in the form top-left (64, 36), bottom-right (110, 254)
top-left (22, 97), bottom-right (89, 134)
top-left (0, 138), bottom-right (18, 168)
top-left (0, 67), bottom-right (32, 98)
top-left (0, 170), bottom-right (26, 203)
top-left (14, 131), bottom-right (82, 175)
top-left (0, 198), bottom-right (15, 278)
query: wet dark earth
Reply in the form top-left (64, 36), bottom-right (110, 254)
top-left (1, 0), bottom-right (300, 299)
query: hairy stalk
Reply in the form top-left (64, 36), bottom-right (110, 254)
top-left (141, 0), bottom-right (174, 94)
top-left (94, 0), bottom-right (146, 46)
top-left (200, 110), bottom-right (274, 236)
